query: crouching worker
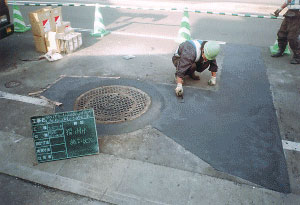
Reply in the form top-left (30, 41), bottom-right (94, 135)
top-left (172, 40), bottom-right (221, 97)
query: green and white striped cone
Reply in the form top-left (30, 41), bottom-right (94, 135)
top-left (13, 4), bottom-right (30, 33)
top-left (175, 10), bottom-right (191, 44)
top-left (90, 4), bottom-right (110, 37)
top-left (270, 40), bottom-right (291, 55)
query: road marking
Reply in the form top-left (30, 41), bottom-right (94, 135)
top-left (73, 28), bottom-right (177, 40)
top-left (73, 28), bottom-right (227, 44)
top-left (282, 140), bottom-right (300, 152)
top-left (73, 28), bottom-right (93, 32)
top-left (0, 91), bottom-right (52, 107)
top-left (110, 31), bottom-right (226, 44)
top-left (111, 31), bottom-right (177, 40)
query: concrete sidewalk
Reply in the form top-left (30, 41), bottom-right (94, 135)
top-left (0, 130), bottom-right (299, 205)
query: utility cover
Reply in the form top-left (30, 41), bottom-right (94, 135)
top-left (74, 85), bottom-right (151, 124)
top-left (31, 109), bottom-right (99, 163)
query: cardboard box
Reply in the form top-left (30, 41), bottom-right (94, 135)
top-left (63, 21), bottom-right (70, 28)
top-left (56, 32), bottom-right (72, 41)
top-left (65, 27), bottom-right (74, 34)
top-left (29, 7), bottom-right (56, 36)
top-left (71, 32), bottom-right (82, 51)
top-left (64, 37), bottom-right (74, 54)
top-left (56, 21), bottom-right (73, 34)
top-left (45, 32), bottom-right (60, 53)
top-left (77, 32), bottom-right (82, 47)
top-left (51, 7), bottom-right (63, 27)
top-left (57, 32), bottom-right (82, 54)
top-left (73, 32), bottom-right (82, 50)
top-left (73, 34), bottom-right (78, 50)
top-left (33, 35), bottom-right (47, 53)
top-left (58, 33), bottom-right (73, 54)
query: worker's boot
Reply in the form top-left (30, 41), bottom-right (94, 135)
top-left (189, 72), bottom-right (200, 80)
top-left (290, 58), bottom-right (300, 64)
top-left (289, 39), bottom-right (300, 64)
top-left (188, 64), bottom-right (200, 80)
top-left (271, 50), bottom-right (284, 57)
top-left (271, 40), bottom-right (287, 57)
top-left (290, 51), bottom-right (300, 64)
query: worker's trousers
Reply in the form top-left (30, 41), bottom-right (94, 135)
top-left (277, 13), bottom-right (300, 62)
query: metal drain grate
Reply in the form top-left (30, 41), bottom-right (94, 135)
top-left (74, 86), bottom-right (151, 124)
top-left (5, 81), bottom-right (21, 88)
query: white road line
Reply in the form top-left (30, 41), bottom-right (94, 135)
top-left (282, 140), bottom-right (300, 152)
top-left (73, 28), bottom-right (177, 40)
top-left (73, 28), bottom-right (227, 44)
top-left (73, 28), bottom-right (92, 32)
top-left (0, 91), bottom-right (52, 107)
top-left (111, 31), bottom-right (227, 44)
top-left (111, 31), bottom-right (177, 40)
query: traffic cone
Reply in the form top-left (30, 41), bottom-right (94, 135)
top-left (270, 40), bottom-right (291, 55)
top-left (13, 4), bottom-right (30, 33)
top-left (90, 4), bottom-right (110, 37)
top-left (175, 9), bottom-right (191, 44)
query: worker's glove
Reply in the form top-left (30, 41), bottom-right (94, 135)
top-left (175, 83), bottom-right (183, 96)
top-left (208, 76), bottom-right (216, 86)
top-left (273, 8), bottom-right (282, 17)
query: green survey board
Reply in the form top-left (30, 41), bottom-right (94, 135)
top-left (31, 109), bottom-right (99, 163)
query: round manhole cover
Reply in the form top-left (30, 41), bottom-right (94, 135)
top-left (74, 86), bottom-right (151, 124)
top-left (5, 81), bottom-right (21, 88)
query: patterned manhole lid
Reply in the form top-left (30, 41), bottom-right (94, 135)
top-left (74, 86), bottom-right (151, 124)
top-left (5, 80), bottom-right (21, 88)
